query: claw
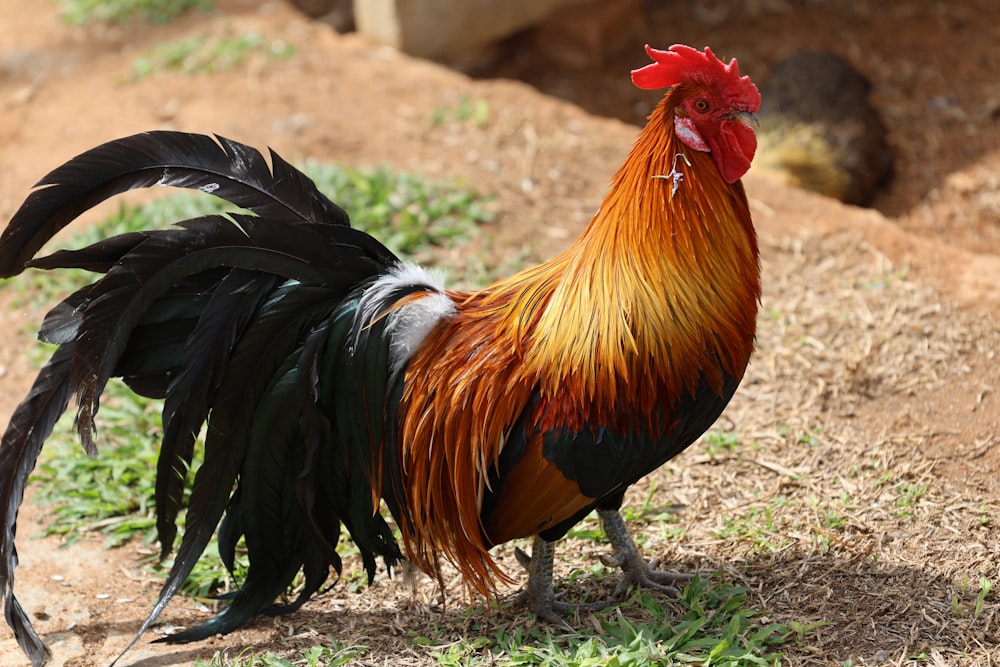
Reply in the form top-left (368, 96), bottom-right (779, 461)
top-left (608, 555), bottom-right (693, 598)
top-left (598, 508), bottom-right (698, 599)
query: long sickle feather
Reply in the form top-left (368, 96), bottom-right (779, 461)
top-left (0, 345), bottom-right (74, 667)
top-left (0, 131), bottom-right (350, 278)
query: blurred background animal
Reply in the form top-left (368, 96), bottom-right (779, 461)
top-left (753, 51), bottom-right (893, 206)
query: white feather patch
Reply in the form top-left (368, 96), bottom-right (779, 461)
top-left (360, 262), bottom-right (456, 374)
top-left (386, 291), bottom-right (456, 373)
top-left (674, 116), bottom-right (710, 152)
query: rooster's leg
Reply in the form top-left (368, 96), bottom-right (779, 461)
top-left (513, 536), bottom-right (609, 627)
top-left (598, 508), bottom-right (693, 598)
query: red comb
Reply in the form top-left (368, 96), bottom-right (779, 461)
top-left (631, 44), bottom-right (760, 109)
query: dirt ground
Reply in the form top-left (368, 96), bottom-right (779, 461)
top-left (0, 1), bottom-right (997, 666)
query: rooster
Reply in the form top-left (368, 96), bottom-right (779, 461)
top-left (0, 44), bottom-right (761, 666)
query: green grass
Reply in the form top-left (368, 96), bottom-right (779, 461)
top-left (951, 575), bottom-right (994, 621)
top-left (302, 161), bottom-right (492, 262)
top-left (196, 642), bottom-right (366, 667)
top-left (58, 0), bottom-right (212, 25)
top-left (702, 430), bottom-right (740, 458)
top-left (715, 498), bottom-right (793, 555)
top-left (130, 31), bottom-right (296, 81)
top-left (424, 578), bottom-right (789, 667)
top-left (30, 380), bottom-right (165, 549)
top-left (431, 95), bottom-right (491, 128)
top-left (891, 482), bottom-right (927, 521)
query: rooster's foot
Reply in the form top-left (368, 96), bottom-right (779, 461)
top-left (598, 508), bottom-right (696, 599)
top-left (513, 539), bottom-right (610, 628)
top-left (600, 551), bottom-right (692, 598)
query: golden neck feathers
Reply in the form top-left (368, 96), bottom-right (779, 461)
top-left (494, 93), bottom-right (760, 417)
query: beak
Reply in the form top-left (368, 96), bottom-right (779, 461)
top-left (729, 111), bottom-right (759, 130)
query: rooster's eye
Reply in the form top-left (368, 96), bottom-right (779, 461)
top-left (692, 99), bottom-right (711, 113)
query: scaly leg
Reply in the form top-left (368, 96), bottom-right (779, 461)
top-left (598, 508), bottom-right (693, 598)
top-left (513, 536), bottom-right (610, 627)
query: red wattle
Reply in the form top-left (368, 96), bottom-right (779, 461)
top-left (710, 123), bottom-right (756, 183)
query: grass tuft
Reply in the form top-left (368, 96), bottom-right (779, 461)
top-left (421, 577), bottom-right (790, 666)
top-left (130, 31), bottom-right (296, 81)
top-left (195, 642), bottom-right (366, 667)
top-left (58, 0), bottom-right (212, 25)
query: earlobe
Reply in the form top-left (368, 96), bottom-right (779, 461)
top-left (674, 115), bottom-right (710, 152)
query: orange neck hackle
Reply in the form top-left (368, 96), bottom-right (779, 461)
top-left (515, 89), bottom-right (759, 412)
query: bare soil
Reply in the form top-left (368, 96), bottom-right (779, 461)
top-left (0, 1), bottom-right (997, 666)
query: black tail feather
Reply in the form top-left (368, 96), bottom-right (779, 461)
top-left (134, 282), bottom-right (371, 649)
top-left (0, 132), bottom-right (415, 666)
top-left (0, 131), bottom-right (350, 278)
top-left (155, 270), bottom-right (282, 556)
